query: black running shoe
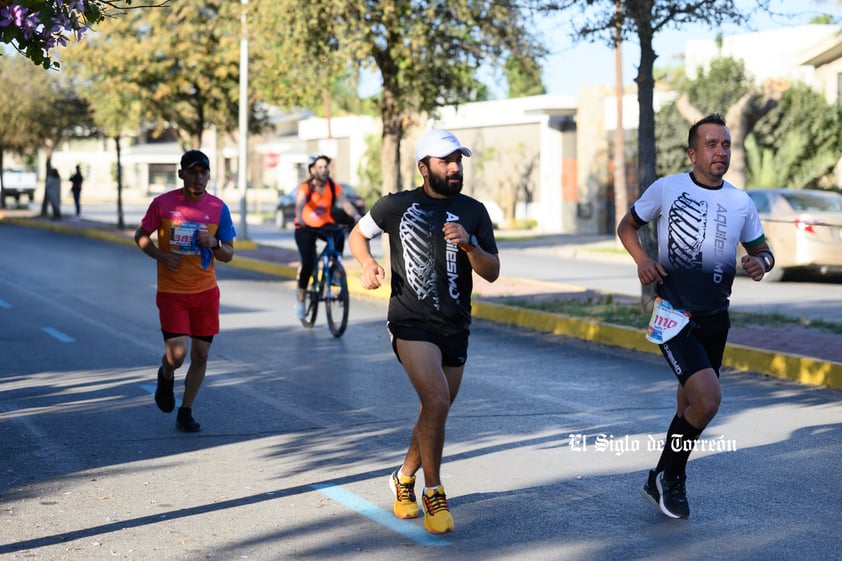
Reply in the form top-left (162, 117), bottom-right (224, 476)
top-left (656, 472), bottom-right (690, 519)
top-left (640, 469), bottom-right (660, 510)
top-left (176, 407), bottom-right (201, 432)
top-left (154, 367), bottom-right (175, 413)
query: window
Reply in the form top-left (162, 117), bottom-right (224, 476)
top-left (149, 164), bottom-right (177, 191)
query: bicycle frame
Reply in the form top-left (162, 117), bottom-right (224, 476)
top-left (301, 225), bottom-right (350, 337)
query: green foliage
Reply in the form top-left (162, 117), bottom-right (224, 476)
top-left (250, 0), bottom-right (544, 193)
top-left (655, 103), bottom-right (691, 177)
top-left (0, 1), bottom-right (136, 69)
top-left (505, 54), bottom-right (546, 98)
top-left (356, 133), bottom-right (384, 202)
top-left (656, 56), bottom-right (752, 177)
top-left (684, 56), bottom-right (753, 110)
top-left (252, 0), bottom-right (542, 112)
top-left (748, 83), bottom-right (842, 188)
top-left (0, 55), bottom-right (54, 158)
top-left (63, 0), bottom-right (263, 148)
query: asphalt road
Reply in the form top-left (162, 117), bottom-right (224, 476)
top-left (1, 224), bottom-right (840, 561)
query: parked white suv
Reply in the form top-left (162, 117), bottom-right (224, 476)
top-left (1, 168), bottom-right (37, 206)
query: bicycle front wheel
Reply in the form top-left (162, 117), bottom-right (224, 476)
top-left (325, 260), bottom-right (349, 337)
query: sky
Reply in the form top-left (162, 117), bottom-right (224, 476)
top-left (531, 0), bottom-right (840, 97)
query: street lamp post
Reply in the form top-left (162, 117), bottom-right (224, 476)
top-left (238, 0), bottom-right (249, 239)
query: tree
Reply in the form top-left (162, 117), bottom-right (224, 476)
top-left (0, 55), bottom-right (53, 206)
top-left (250, 0), bottom-right (545, 196)
top-left (37, 77), bottom-right (96, 216)
top-left (0, 1), bottom-right (143, 69)
top-left (656, 56), bottom-right (754, 177)
top-left (543, 0), bottom-right (768, 310)
top-left (505, 55), bottom-right (547, 98)
top-left (64, 0), bottom-right (265, 149)
top-left (61, 54), bottom-right (143, 228)
top-left (658, 55), bottom-right (797, 191)
top-left (748, 83), bottom-right (842, 189)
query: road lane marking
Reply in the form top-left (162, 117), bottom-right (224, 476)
top-left (140, 384), bottom-right (156, 395)
top-left (42, 327), bottom-right (75, 343)
top-left (311, 483), bottom-right (449, 547)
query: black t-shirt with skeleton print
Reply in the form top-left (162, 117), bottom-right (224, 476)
top-left (367, 187), bottom-right (498, 334)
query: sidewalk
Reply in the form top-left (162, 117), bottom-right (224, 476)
top-left (3, 211), bottom-right (841, 391)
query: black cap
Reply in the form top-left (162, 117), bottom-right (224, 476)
top-left (181, 149), bottom-right (210, 170)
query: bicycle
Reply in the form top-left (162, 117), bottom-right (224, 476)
top-left (300, 224), bottom-right (350, 337)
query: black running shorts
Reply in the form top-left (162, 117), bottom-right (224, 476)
top-left (659, 310), bottom-right (730, 385)
top-left (388, 323), bottom-right (469, 367)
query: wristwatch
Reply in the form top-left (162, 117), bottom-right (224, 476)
top-left (216, 237), bottom-right (223, 250)
top-left (459, 234), bottom-right (479, 253)
top-left (759, 252), bottom-right (773, 272)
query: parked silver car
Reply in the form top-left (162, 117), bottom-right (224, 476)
top-left (746, 188), bottom-right (842, 281)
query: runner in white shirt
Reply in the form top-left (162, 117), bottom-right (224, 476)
top-left (617, 113), bottom-right (775, 519)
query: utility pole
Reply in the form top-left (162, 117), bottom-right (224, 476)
top-left (237, 0), bottom-right (249, 239)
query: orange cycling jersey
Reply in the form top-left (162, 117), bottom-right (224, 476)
top-left (295, 179), bottom-right (344, 228)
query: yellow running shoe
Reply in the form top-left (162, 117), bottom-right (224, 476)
top-left (389, 469), bottom-right (419, 519)
top-left (422, 485), bottom-right (454, 534)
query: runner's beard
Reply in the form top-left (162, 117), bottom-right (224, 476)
top-left (429, 171), bottom-right (463, 197)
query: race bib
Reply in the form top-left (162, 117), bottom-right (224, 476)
top-left (169, 221), bottom-right (204, 255)
top-left (646, 297), bottom-right (691, 344)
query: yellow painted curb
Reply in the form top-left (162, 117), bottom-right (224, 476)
top-left (1, 216), bottom-right (258, 249)
top-left (233, 257), bottom-right (298, 279)
top-left (471, 300), bottom-right (842, 390)
top-left (723, 343), bottom-right (842, 389)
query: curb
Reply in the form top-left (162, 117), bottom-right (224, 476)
top-left (470, 301), bottom-right (842, 390)
top-left (5, 215), bottom-right (841, 390)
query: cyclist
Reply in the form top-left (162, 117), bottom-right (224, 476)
top-left (293, 153), bottom-right (361, 320)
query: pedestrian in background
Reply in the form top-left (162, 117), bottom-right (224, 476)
top-left (45, 167), bottom-right (62, 221)
top-left (134, 149), bottom-right (236, 433)
top-left (349, 129), bottom-right (500, 534)
top-left (617, 113), bottom-right (775, 519)
top-left (69, 164), bottom-right (83, 216)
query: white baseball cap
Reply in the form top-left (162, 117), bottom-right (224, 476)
top-left (414, 129), bottom-right (472, 163)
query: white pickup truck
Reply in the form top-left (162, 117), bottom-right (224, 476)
top-left (1, 168), bottom-right (37, 206)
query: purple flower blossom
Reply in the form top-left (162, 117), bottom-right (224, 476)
top-left (0, 5), bottom-right (28, 28)
top-left (1, 1), bottom-right (103, 67)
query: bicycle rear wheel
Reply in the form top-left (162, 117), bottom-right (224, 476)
top-left (301, 270), bottom-right (322, 328)
top-left (325, 260), bottom-right (349, 337)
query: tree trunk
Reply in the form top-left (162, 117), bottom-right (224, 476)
top-left (379, 87), bottom-right (408, 277)
top-left (0, 147), bottom-right (6, 209)
top-left (725, 90), bottom-right (780, 189)
top-left (613, 2), bottom-right (627, 237)
top-left (380, 89), bottom-right (403, 197)
top-left (115, 136), bottom-right (125, 230)
top-left (635, 19), bottom-right (658, 313)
